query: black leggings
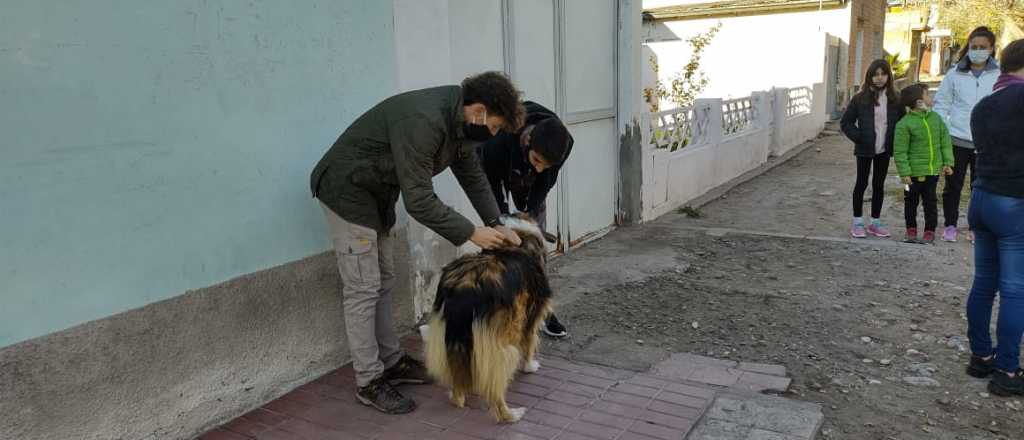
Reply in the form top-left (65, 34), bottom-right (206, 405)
top-left (853, 154), bottom-right (890, 218)
top-left (942, 146), bottom-right (976, 227)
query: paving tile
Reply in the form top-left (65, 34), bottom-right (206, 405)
top-left (733, 371), bottom-right (792, 393)
top-left (669, 353), bottom-right (739, 369)
top-left (274, 417), bottom-right (367, 439)
top-left (534, 368), bottom-right (576, 382)
top-left (552, 432), bottom-right (596, 440)
top-left (201, 342), bottom-right (821, 440)
top-left (222, 417), bottom-right (273, 437)
top-left (413, 398), bottom-right (468, 429)
top-left (610, 383), bottom-right (661, 398)
top-left (687, 366), bottom-right (743, 387)
top-left (538, 357), bottom-right (581, 372)
top-left (634, 410), bottom-right (695, 431)
top-left (738, 362), bottom-right (787, 377)
top-left (590, 400), bottom-right (647, 419)
top-left (601, 391), bottom-right (651, 408)
top-left (255, 428), bottom-right (314, 440)
top-left (507, 391), bottom-right (542, 408)
top-left (578, 409), bottom-right (632, 428)
top-left (534, 399), bottom-right (585, 419)
top-left (240, 408), bottom-right (290, 428)
top-left (616, 432), bottom-right (662, 440)
top-left (563, 420), bottom-right (623, 440)
top-left (507, 420), bottom-right (562, 439)
top-left (625, 375), bottom-right (670, 389)
top-left (197, 429), bottom-right (251, 440)
top-left (497, 432), bottom-right (545, 440)
top-left (576, 364), bottom-right (627, 381)
top-left (543, 390), bottom-right (592, 407)
top-left (701, 393), bottom-right (824, 439)
top-left (646, 399), bottom-right (705, 420)
top-left (564, 373), bottom-right (617, 390)
top-left (510, 381), bottom-right (552, 398)
top-left (662, 381), bottom-right (717, 399)
top-left (369, 418), bottom-right (444, 436)
top-left (447, 416), bottom-right (508, 440)
top-left (518, 373), bottom-right (564, 389)
top-left (522, 409), bottom-right (575, 429)
top-left (262, 397), bottom-right (314, 418)
top-left (627, 420), bottom-right (687, 440)
top-left (555, 381), bottom-right (605, 399)
top-left (653, 391), bottom-right (710, 409)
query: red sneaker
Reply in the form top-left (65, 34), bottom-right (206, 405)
top-left (923, 230), bottom-right (936, 243)
top-left (906, 227), bottom-right (918, 241)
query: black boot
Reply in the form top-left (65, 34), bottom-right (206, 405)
top-left (988, 369), bottom-right (1024, 397)
top-left (966, 355), bottom-right (995, 378)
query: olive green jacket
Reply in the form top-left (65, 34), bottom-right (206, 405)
top-left (310, 86), bottom-right (501, 245)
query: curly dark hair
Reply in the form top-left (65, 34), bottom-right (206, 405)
top-left (461, 71), bottom-right (525, 132)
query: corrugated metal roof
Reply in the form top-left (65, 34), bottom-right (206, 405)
top-left (643, 0), bottom-right (846, 21)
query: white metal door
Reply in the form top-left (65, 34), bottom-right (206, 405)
top-left (557, 0), bottom-right (618, 247)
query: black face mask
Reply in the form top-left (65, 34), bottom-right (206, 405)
top-left (464, 122), bottom-right (494, 141)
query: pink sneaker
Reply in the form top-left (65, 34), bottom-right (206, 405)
top-left (942, 226), bottom-right (958, 242)
top-left (867, 223), bottom-right (891, 237)
top-left (851, 224), bottom-right (867, 238)
top-left (968, 230), bottom-right (975, 242)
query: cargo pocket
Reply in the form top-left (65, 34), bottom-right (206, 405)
top-left (338, 228), bottom-right (381, 289)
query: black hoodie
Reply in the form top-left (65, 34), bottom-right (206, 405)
top-left (476, 101), bottom-right (575, 216)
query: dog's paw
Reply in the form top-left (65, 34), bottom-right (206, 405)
top-left (418, 324), bottom-right (430, 341)
top-left (446, 390), bottom-right (465, 408)
top-left (521, 359), bottom-right (540, 374)
top-left (508, 407), bottom-right (527, 422)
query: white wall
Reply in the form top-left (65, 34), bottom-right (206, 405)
top-left (642, 6), bottom-right (851, 107)
top-left (641, 84), bottom-right (827, 221)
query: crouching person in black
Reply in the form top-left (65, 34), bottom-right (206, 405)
top-left (477, 101), bottom-right (574, 337)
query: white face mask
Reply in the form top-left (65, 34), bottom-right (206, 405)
top-left (916, 101), bottom-right (929, 111)
top-left (968, 49), bottom-right (991, 65)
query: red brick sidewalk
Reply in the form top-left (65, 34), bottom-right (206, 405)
top-left (196, 336), bottom-right (768, 440)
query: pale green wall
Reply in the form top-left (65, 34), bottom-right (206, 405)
top-left (0, 1), bottom-right (397, 347)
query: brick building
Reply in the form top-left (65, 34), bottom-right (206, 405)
top-left (847, 0), bottom-right (889, 89)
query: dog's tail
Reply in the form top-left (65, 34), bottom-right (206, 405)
top-left (470, 315), bottom-right (520, 404)
top-left (425, 310), bottom-right (520, 402)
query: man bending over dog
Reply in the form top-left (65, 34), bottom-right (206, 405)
top-left (310, 71), bottom-right (525, 415)
top-left (477, 101), bottom-right (574, 337)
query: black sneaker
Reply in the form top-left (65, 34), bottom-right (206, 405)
top-left (988, 369), bottom-right (1024, 397)
top-left (356, 376), bottom-right (416, 414)
top-left (382, 354), bottom-right (433, 385)
top-left (542, 314), bottom-right (568, 338)
top-left (966, 355), bottom-right (995, 378)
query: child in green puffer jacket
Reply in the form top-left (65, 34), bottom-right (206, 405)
top-left (894, 83), bottom-right (955, 243)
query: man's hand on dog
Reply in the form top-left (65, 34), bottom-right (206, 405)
top-left (495, 225), bottom-right (522, 247)
top-left (471, 226), bottom-right (515, 249)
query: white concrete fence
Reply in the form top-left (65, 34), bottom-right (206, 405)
top-left (640, 83), bottom-right (827, 221)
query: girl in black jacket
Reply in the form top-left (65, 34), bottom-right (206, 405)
top-left (841, 59), bottom-right (905, 238)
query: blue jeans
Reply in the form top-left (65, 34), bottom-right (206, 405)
top-left (966, 188), bottom-right (1024, 372)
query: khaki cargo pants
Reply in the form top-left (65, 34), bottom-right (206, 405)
top-left (319, 201), bottom-right (403, 387)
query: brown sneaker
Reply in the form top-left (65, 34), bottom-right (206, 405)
top-left (356, 376), bottom-right (416, 414)
top-left (382, 354), bottom-right (434, 385)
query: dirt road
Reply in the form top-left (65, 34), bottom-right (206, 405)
top-left (541, 127), bottom-right (1021, 439)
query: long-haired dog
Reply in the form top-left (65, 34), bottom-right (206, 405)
top-left (424, 214), bottom-right (556, 423)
